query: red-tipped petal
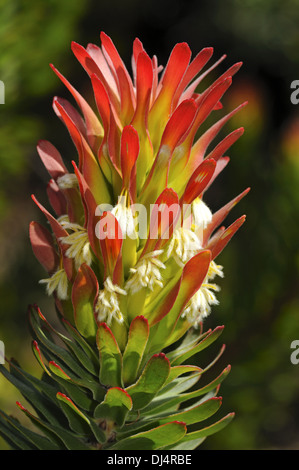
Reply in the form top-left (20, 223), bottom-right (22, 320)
top-left (187, 78), bottom-right (233, 150)
top-left (149, 250), bottom-right (211, 326)
top-left (100, 31), bottom-right (135, 123)
top-left (46, 179), bottom-right (67, 216)
top-left (71, 40), bottom-right (119, 113)
top-left (37, 140), bottom-right (68, 180)
top-left (50, 63), bottom-right (103, 146)
top-left (54, 98), bottom-right (111, 206)
top-left (29, 221), bottom-right (59, 274)
top-left (208, 215), bottom-right (247, 259)
top-left (180, 158), bottom-right (216, 205)
top-left (31, 195), bottom-right (74, 281)
top-left (160, 42), bottom-right (192, 99)
top-left (131, 51), bottom-right (153, 128)
top-left (121, 125), bottom-right (140, 189)
top-left (160, 99), bottom-right (197, 152)
top-left (189, 101), bottom-right (248, 170)
top-left (173, 47), bottom-right (214, 106)
top-left (142, 188), bottom-right (180, 255)
top-left (206, 127), bottom-right (244, 162)
top-left (96, 211), bottom-right (123, 280)
top-left (203, 187), bottom-right (250, 244)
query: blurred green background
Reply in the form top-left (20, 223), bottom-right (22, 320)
top-left (0, 0), bottom-right (299, 450)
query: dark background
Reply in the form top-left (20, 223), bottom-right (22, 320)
top-left (0, 0), bottom-right (299, 450)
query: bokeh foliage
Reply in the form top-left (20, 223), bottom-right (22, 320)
top-left (0, 0), bottom-right (299, 450)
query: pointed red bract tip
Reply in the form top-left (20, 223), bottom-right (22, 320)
top-left (133, 315), bottom-right (148, 322)
top-left (16, 401), bottom-right (26, 411)
top-left (56, 392), bottom-right (71, 401)
top-left (173, 421), bottom-right (187, 430)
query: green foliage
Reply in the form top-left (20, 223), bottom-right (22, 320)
top-left (0, 305), bottom-right (232, 450)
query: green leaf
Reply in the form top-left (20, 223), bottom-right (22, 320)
top-left (35, 304), bottom-right (99, 376)
top-left (110, 421), bottom-right (187, 450)
top-left (0, 409), bottom-right (60, 450)
top-left (61, 317), bottom-right (99, 375)
top-left (72, 263), bottom-right (98, 341)
top-left (170, 326), bottom-right (224, 366)
top-left (125, 353), bottom-right (170, 410)
top-left (143, 365), bottom-right (231, 415)
top-left (94, 387), bottom-right (132, 427)
top-left (162, 437), bottom-right (205, 450)
top-left (0, 411), bottom-right (39, 450)
top-left (157, 397), bottom-right (222, 426)
top-left (118, 396), bottom-right (222, 439)
top-left (164, 365), bottom-right (202, 386)
top-left (0, 363), bottom-right (66, 428)
top-left (8, 357), bottom-right (59, 404)
top-left (179, 412), bottom-right (235, 442)
top-left (122, 315), bottom-right (149, 385)
top-left (46, 364), bottom-right (96, 412)
top-left (96, 323), bottom-right (123, 388)
top-left (32, 340), bottom-right (51, 376)
top-left (158, 372), bottom-right (202, 397)
top-left (16, 401), bottom-right (90, 450)
top-left (56, 392), bottom-right (91, 435)
top-left (29, 306), bottom-right (94, 382)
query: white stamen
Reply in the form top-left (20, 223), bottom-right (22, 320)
top-left (95, 277), bottom-right (127, 325)
top-left (60, 223), bottom-right (92, 269)
top-left (57, 214), bottom-right (70, 226)
top-left (39, 268), bottom-right (69, 300)
top-left (191, 197), bottom-right (212, 235)
top-left (126, 250), bottom-right (166, 294)
top-left (181, 260), bottom-right (224, 327)
top-left (111, 196), bottom-right (137, 240)
top-left (57, 173), bottom-right (78, 190)
top-left (167, 227), bottom-right (202, 267)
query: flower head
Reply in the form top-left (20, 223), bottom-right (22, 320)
top-left (30, 32), bottom-right (249, 344)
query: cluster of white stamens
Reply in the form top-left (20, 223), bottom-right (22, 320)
top-left (166, 227), bottom-right (202, 267)
top-left (95, 276), bottom-right (127, 325)
top-left (181, 261), bottom-right (224, 327)
top-left (111, 196), bottom-right (137, 239)
top-left (59, 221), bottom-right (92, 269)
top-left (39, 268), bottom-right (68, 301)
top-left (191, 197), bottom-right (213, 233)
top-left (125, 250), bottom-right (166, 294)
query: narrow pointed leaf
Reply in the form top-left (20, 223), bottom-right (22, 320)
top-left (56, 392), bottom-right (91, 435)
top-left (170, 326), bottom-right (225, 366)
top-left (96, 323), bottom-right (122, 388)
top-left (209, 215), bottom-right (246, 260)
top-left (72, 264), bottom-right (98, 340)
top-left (126, 353), bottom-right (170, 410)
top-left (122, 316), bottom-right (149, 385)
top-left (143, 365), bottom-right (231, 415)
top-left (180, 412), bottom-right (235, 442)
top-left (110, 421), bottom-right (187, 450)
